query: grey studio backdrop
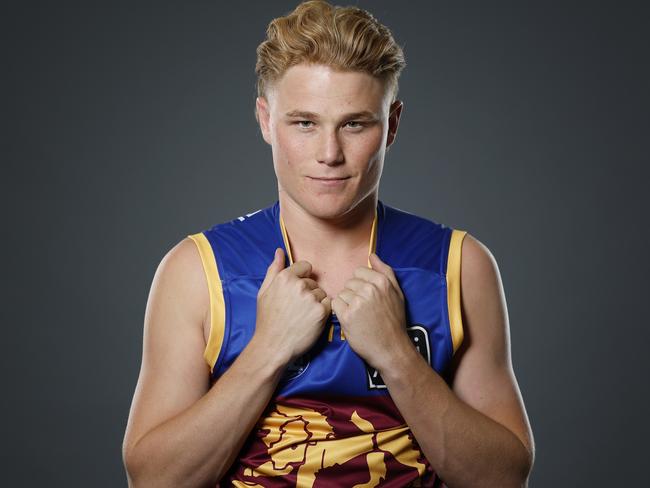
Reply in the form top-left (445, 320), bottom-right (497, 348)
top-left (2, 1), bottom-right (648, 486)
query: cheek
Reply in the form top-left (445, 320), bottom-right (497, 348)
top-left (348, 127), bottom-right (385, 159)
top-left (275, 126), bottom-right (309, 165)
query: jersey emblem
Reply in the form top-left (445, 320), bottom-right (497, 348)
top-left (238, 403), bottom-right (425, 487)
top-left (236, 208), bottom-right (262, 221)
top-left (281, 353), bottom-right (310, 382)
top-left (366, 325), bottom-right (431, 389)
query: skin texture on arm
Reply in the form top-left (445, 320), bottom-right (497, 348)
top-left (122, 238), bottom-right (283, 487)
top-left (333, 235), bottom-right (534, 487)
top-left (122, 242), bottom-right (330, 487)
top-left (444, 233), bottom-right (535, 485)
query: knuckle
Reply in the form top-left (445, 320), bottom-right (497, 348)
top-left (364, 283), bottom-right (377, 298)
top-left (296, 260), bottom-right (311, 271)
top-left (295, 279), bottom-right (308, 292)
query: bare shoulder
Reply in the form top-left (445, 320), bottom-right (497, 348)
top-left (460, 233), bottom-right (502, 296)
top-left (153, 237), bottom-right (210, 325)
top-left (123, 236), bottom-right (210, 458)
top-left (449, 232), bottom-right (535, 456)
top-left (457, 233), bottom-right (507, 355)
top-left (448, 232), bottom-right (510, 377)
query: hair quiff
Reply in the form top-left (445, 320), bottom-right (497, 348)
top-left (255, 0), bottom-right (406, 104)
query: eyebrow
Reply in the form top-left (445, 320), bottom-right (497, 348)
top-left (284, 110), bottom-right (378, 120)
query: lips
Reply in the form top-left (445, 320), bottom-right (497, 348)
top-left (308, 176), bottom-right (350, 180)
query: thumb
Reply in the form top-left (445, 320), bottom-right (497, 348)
top-left (259, 248), bottom-right (285, 295)
top-left (321, 295), bottom-right (332, 314)
top-left (369, 252), bottom-right (400, 290)
top-left (368, 252), bottom-right (386, 270)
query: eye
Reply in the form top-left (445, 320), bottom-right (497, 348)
top-left (345, 121), bottom-right (364, 129)
top-left (296, 120), bottom-right (314, 128)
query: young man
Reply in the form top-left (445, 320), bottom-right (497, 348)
top-left (123, 1), bottom-right (534, 486)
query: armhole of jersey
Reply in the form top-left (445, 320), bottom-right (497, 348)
top-left (187, 233), bottom-right (225, 374)
top-left (446, 229), bottom-right (467, 355)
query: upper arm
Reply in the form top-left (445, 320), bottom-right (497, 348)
top-left (122, 237), bottom-right (211, 461)
top-left (448, 233), bottom-right (535, 459)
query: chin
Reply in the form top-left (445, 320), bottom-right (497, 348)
top-left (303, 193), bottom-right (365, 220)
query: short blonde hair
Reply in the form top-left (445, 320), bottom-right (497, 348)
top-left (255, 0), bottom-right (406, 106)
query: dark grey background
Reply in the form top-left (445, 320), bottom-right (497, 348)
top-left (3, 1), bottom-right (648, 486)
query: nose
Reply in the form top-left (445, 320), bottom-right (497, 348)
top-left (316, 129), bottom-right (344, 166)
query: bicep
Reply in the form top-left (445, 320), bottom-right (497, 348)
top-left (448, 234), bottom-right (534, 455)
top-left (123, 238), bottom-right (211, 456)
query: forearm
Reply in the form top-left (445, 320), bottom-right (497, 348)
top-left (381, 345), bottom-right (532, 488)
top-left (125, 338), bottom-right (286, 488)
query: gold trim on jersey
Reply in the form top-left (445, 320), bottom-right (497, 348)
top-left (280, 203), bottom-right (378, 344)
top-left (367, 205), bottom-right (379, 267)
top-left (446, 229), bottom-right (467, 355)
top-left (278, 213), bottom-right (294, 265)
top-left (278, 203), bottom-right (379, 267)
top-left (187, 233), bottom-right (226, 373)
top-left (327, 321), bottom-right (347, 342)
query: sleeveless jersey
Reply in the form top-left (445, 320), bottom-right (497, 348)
top-left (188, 200), bottom-right (467, 487)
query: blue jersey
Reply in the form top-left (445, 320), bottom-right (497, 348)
top-left (188, 200), bottom-right (466, 487)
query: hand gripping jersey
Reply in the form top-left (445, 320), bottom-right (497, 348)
top-left (187, 200), bottom-right (467, 487)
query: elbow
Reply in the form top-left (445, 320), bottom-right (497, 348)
top-left (122, 439), bottom-right (165, 488)
top-left (523, 447), bottom-right (535, 486)
top-left (122, 438), bottom-right (224, 488)
top-left (122, 440), bottom-right (147, 487)
top-left (495, 438), bottom-right (534, 488)
top-left (514, 440), bottom-right (535, 488)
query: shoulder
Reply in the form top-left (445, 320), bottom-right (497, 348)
top-left (158, 237), bottom-right (206, 285)
top-left (456, 232), bottom-right (510, 363)
top-left (460, 233), bottom-right (502, 290)
top-left (450, 233), bottom-right (535, 462)
top-left (150, 237), bottom-right (209, 326)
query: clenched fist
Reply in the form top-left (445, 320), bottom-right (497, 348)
top-left (332, 252), bottom-right (410, 373)
top-left (253, 248), bottom-right (332, 366)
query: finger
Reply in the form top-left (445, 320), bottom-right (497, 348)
top-left (369, 252), bottom-right (397, 283)
top-left (370, 252), bottom-right (403, 297)
top-left (287, 260), bottom-right (313, 278)
top-left (342, 277), bottom-right (368, 294)
top-left (337, 288), bottom-right (356, 305)
top-left (321, 295), bottom-right (332, 314)
top-left (301, 278), bottom-right (320, 290)
top-left (259, 248), bottom-right (285, 294)
top-left (358, 254), bottom-right (401, 292)
top-left (311, 288), bottom-right (327, 302)
top-left (331, 295), bottom-right (347, 317)
top-left (352, 265), bottom-right (385, 288)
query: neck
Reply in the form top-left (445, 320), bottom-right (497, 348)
top-left (278, 193), bottom-right (378, 264)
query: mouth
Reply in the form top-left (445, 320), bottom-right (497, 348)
top-left (306, 175), bottom-right (351, 188)
top-left (307, 176), bottom-right (351, 181)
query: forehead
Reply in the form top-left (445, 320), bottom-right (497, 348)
top-left (268, 63), bottom-right (389, 116)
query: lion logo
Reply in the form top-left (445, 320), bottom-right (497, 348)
top-left (238, 404), bottom-right (426, 487)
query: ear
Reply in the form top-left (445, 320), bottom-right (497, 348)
top-left (386, 100), bottom-right (403, 149)
top-left (256, 96), bottom-right (272, 145)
